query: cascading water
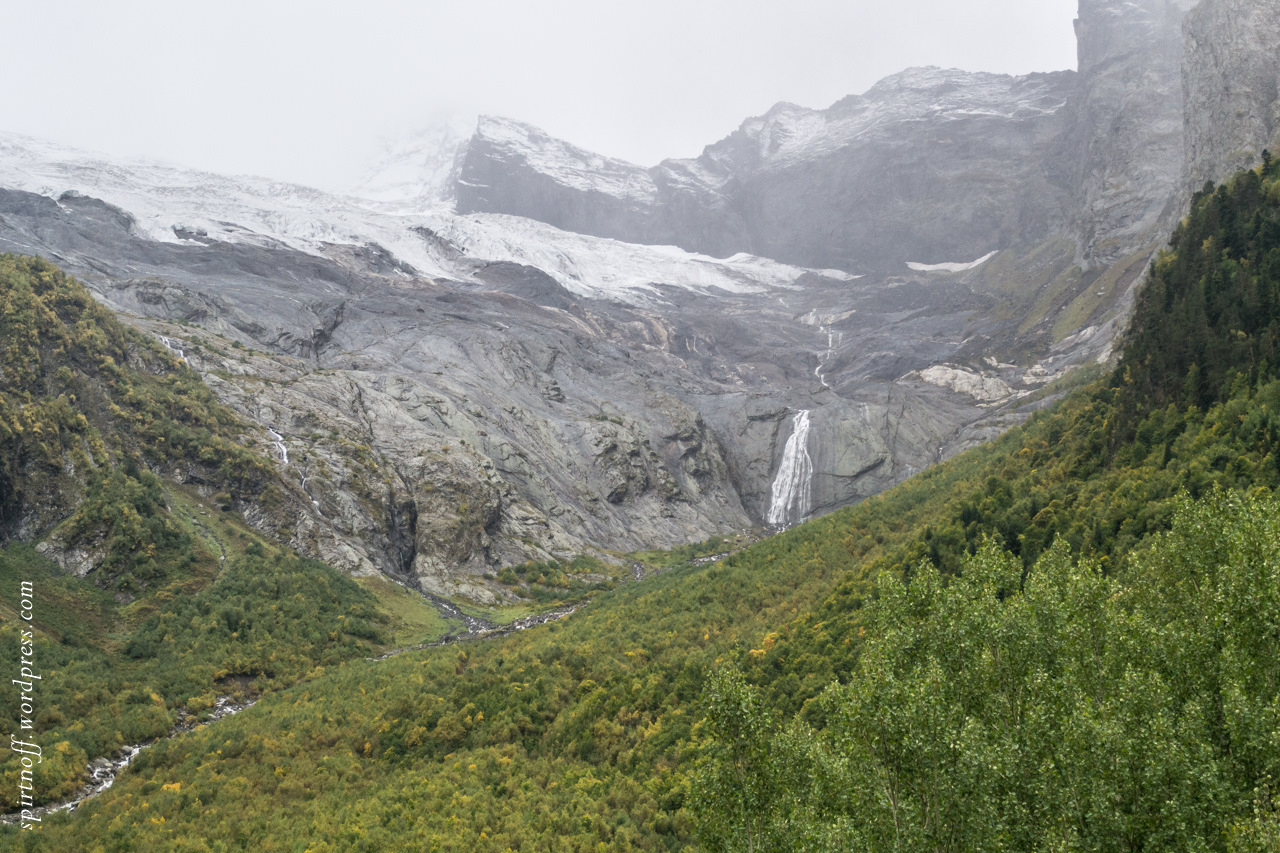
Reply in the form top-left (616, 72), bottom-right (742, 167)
top-left (158, 335), bottom-right (186, 363)
top-left (267, 429), bottom-right (289, 466)
top-left (814, 326), bottom-right (843, 389)
top-left (767, 410), bottom-right (814, 527)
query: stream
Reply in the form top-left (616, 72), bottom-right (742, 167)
top-left (11, 330), bottom-right (728, 823)
top-left (1, 591), bottom-right (578, 822)
top-left (5, 532), bottom-right (737, 821)
top-left (0, 696), bottom-right (256, 825)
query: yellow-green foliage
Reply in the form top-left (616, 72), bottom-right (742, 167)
top-left (357, 575), bottom-right (455, 646)
top-left (696, 493), bottom-right (1280, 851)
top-left (0, 545), bottom-right (391, 809)
top-left (0, 255), bottom-right (271, 588)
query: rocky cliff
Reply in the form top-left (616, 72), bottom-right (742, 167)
top-left (1067, 0), bottom-right (1197, 268)
top-left (1182, 0), bottom-right (1280, 190)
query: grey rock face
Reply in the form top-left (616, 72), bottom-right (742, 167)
top-left (1182, 0), bottom-right (1280, 190)
top-left (0, 180), bottom-right (1075, 599)
top-left (1068, 0), bottom-right (1197, 268)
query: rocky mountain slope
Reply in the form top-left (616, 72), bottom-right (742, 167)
top-left (2, 0), bottom-right (1276, 603)
top-left (443, 1), bottom-right (1204, 274)
top-left (1182, 0), bottom-right (1280, 191)
top-left (0, 161), bottom-right (1008, 600)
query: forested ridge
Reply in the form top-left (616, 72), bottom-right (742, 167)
top-left (3, 156), bottom-right (1280, 850)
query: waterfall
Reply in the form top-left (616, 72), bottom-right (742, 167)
top-left (158, 335), bottom-right (186, 363)
top-left (767, 410), bottom-right (814, 527)
top-left (268, 429), bottom-right (289, 466)
top-left (814, 326), bottom-right (843, 389)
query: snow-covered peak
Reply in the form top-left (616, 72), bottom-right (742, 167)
top-left (350, 116), bottom-right (475, 210)
top-left (469, 116), bottom-right (658, 203)
top-left (693, 66), bottom-right (1074, 177)
top-left (856, 66), bottom-right (1072, 121)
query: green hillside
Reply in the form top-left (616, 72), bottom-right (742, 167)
top-left (5, 153), bottom-right (1280, 850)
top-left (0, 257), bottom-right (450, 815)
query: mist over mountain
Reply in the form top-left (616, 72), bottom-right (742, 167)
top-left (0, 0), bottom-right (1275, 603)
top-left (4, 1), bottom-right (1280, 849)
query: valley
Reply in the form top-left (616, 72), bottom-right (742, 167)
top-left (1, 0), bottom-right (1279, 849)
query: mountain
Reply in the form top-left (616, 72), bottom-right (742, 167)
top-left (0, 135), bottom-right (1103, 601)
top-left (4, 0), bottom-right (1280, 848)
top-left (14, 141), bottom-right (1280, 853)
top-left (444, 1), bottom-right (1205, 275)
top-left (2, 0), bottom-right (1276, 608)
top-left (454, 69), bottom-right (1076, 271)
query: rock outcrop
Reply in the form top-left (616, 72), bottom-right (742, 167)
top-left (1067, 0), bottom-right (1197, 268)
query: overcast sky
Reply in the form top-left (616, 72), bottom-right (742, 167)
top-left (2, 0), bottom-right (1079, 190)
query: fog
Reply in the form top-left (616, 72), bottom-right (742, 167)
top-left (1, 0), bottom-right (1079, 189)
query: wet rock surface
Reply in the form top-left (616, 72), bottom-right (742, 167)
top-left (0, 184), bottom-right (1047, 598)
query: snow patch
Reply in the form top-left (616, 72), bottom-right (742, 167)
top-left (907, 251), bottom-right (1000, 273)
top-left (799, 308), bottom-right (857, 326)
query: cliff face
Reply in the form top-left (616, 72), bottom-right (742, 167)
top-left (1182, 0), bottom-right (1280, 190)
top-left (1067, 0), bottom-right (1197, 268)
